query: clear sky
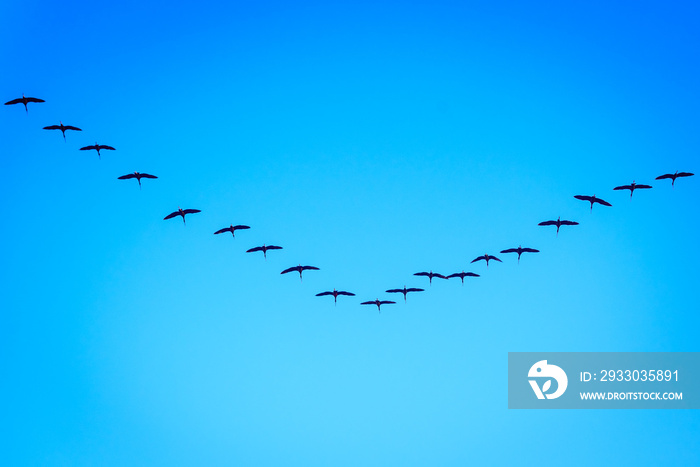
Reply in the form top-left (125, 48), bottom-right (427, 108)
top-left (1, 1), bottom-right (699, 465)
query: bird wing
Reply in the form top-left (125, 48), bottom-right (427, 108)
top-left (43, 125), bottom-right (61, 130)
top-left (574, 195), bottom-right (593, 202)
top-left (386, 289), bottom-right (402, 293)
top-left (280, 267), bottom-right (299, 275)
top-left (446, 273), bottom-right (461, 279)
top-left (677, 172), bottom-right (694, 177)
top-left (656, 174), bottom-right (673, 180)
top-left (4, 98), bottom-right (22, 105)
top-left (538, 220), bottom-right (556, 226)
top-left (214, 228), bottom-right (231, 235)
top-left (79, 145), bottom-right (97, 151)
top-left (26, 97), bottom-right (45, 103)
top-left (491, 256), bottom-right (502, 262)
top-left (163, 211), bottom-right (180, 220)
top-left (434, 273), bottom-right (448, 279)
top-left (338, 291), bottom-right (355, 296)
top-left (182, 209), bottom-right (201, 214)
top-left (316, 292), bottom-right (333, 297)
top-left (98, 145), bottom-right (116, 150)
top-left (233, 225), bottom-right (250, 230)
top-left (413, 272), bottom-right (429, 277)
top-left (594, 198), bottom-right (612, 206)
top-left (406, 288), bottom-right (424, 292)
top-left (614, 185), bottom-right (632, 191)
top-left (636, 184), bottom-right (653, 189)
top-left (118, 174), bottom-right (136, 180)
top-left (140, 173), bottom-right (158, 179)
top-left (379, 301), bottom-right (396, 305)
top-left (560, 220), bottom-right (579, 225)
top-left (301, 266), bottom-right (320, 271)
top-left (471, 256), bottom-right (485, 263)
top-left (465, 273), bottom-right (479, 277)
top-left (64, 126), bottom-right (82, 131)
top-left (266, 245), bottom-right (283, 250)
top-left (500, 248), bottom-right (517, 254)
top-left (522, 248), bottom-right (539, 253)
top-left (360, 301), bottom-right (375, 305)
top-left (246, 247), bottom-right (263, 253)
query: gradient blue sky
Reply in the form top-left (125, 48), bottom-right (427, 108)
top-left (1, 1), bottom-right (699, 465)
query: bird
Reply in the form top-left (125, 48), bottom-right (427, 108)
top-left (214, 224), bottom-right (250, 238)
top-left (43, 121), bottom-right (82, 141)
top-left (655, 171), bottom-right (694, 187)
top-left (361, 299), bottom-right (396, 312)
top-left (80, 143), bottom-right (115, 159)
top-left (538, 217), bottom-right (579, 236)
top-left (574, 195), bottom-right (612, 211)
top-left (413, 271), bottom-right (447, 285)
top-left (471, 254), bottom-right (502, 268)
top-left (246, 244), bottom-right (282, 259)
top-left (281, 264), bottom-right (320, 282)
top-left (385, 286), bottom-right (424, 302)
top-left (500, 246), bottom-right (540, 264)
top-left (445, 271), bottom-right (480, 284)
top-left (163, 207), bottom-right (201, 225)
top-left (316, 289), bottom-right (355, 305)
top-left (613, 180), bottom-right (652, 198)
top-left (117, 172), bottom-right (157, 189)
top-left (4, 94), bottom-right (45, 113)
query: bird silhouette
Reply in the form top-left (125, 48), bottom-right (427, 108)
top-left (4, 94), bottom-right (44, 113)
top-left (574, 195), bottom-right (612, 211)
top-left (118, 172), bottom-right (157, 189)
top-left (214, 224), bottom-right (250, 238)
top-left (163, 207), bottom-right (201, 225)
top-left (413, 271), bottom-right (447, 285)
top-left (281, 264), bottom-right (320, 282)
top-left (385, 286), bottom-right (424, 301)
top-left (361, 299), bottom-right (396, 312)
top-left (43, 121), bottom-right (82, 141)
top-left (445, 271), bottom-right (480, 284)
top-left (500, 246), bottom-right (539, 264)
top-left (80, 143), bottom-right (115, 159)
top-left (471, 254), bottom-right (502, 268)
top-left (246, 244), bottom-right (282, 259)
top-left (538, 217), bottom-right (579, 236)
top-left (656, 171), bottom-right (694, 187)
top-left (613, 180), bottom-right (652, 198)
top-left (316, 289), bottom-right (355, 305)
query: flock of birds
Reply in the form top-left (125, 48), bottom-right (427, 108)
top-left (6, 94), bottom-right (696, 312)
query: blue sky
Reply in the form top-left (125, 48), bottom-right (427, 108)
top-left (1, 1), bottom-right (699, 465)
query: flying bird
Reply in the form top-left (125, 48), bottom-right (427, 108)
top-left (43, 121), bottom-right (82, 141)
top-left (574, 195), bottom-right (612, 211)
top-left (117, 172), bottom-right (157, 189)
top-left (385, 286), bottom-right (424, 302)
top-left (316, 289), bottom-right (355, 305)
top-left (538, 217), bottom-right (579, 236)
top-left (214, 224), bottom-right (250, 238)
top-left (471, 254), bottom-right (502, 268)
top-left (413, 271), bottom-right (447, 285)
top-left (613, 180), bottom-right (652, 198)
top-left (246, 244), bottom-right (282, 259)
top-left (281, 264), bottom-right (320, 282)
top-left (500, 246), bottom-right (539, 263)
top-left (163, 207), bottom-right (201, 225)
top-left (361, 299), bottom-right (396, 312)
top-left (655, 171), bottom-right (694, 187)
top-left (80, 143), bottom-right (115, 159)
top-left (445, 271), bottom-right (480, 284)
top-left (4, 94), bottom-right (44, 113)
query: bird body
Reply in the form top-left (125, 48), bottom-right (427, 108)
top-left (281, 264), bottom-right (320, 282)
top-left (163, 207), bottom-right (201, 225)
top-left (80, 143), bottom-right (115, 159)
top-left (118, 172), bottom-right (157, 189)
top-left (445, 271), bottom-right (480, 284)
top-left (656, 171), bottom-right (694, 187)
top-left (413, 271), bottom-right (447, 285)
top-left (538, 217), bottom-right (578, 236)
top-left (316, 289), bottom-right (355, 304)
top-left (500, 246), bottom-right (539, 263)
top-left (214, 224), bottom-right (250, 238)
top-left (471, 254), bottom-right (502, 268)
top-left (43, 121), bottom-right (82, 141)
top-left (574, 194), bottom-right (612, 211)
top-left (5, 94), bottom-right (44, 113)
top-left (613, 180), bottom-right (652, 198)
top-left (386, 286), bottom-right (424, 301)
top-left (361, 299), bottom-right (396, 312)
top-left (246, 244), bottom-right (282, 259)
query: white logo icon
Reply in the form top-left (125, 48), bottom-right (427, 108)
top-left (528, 360), bottom-right (568, 399)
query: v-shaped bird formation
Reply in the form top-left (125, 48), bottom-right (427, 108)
top-left (4, 92), bottom-right (696, 313)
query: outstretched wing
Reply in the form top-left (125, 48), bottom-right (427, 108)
top-left (521, 248), bottom-right (540, 253)
top-left (98, 145), bottom-right (116, 150)
top-left (406, 288), bottom-right (425, 292)
top-left (574, 195), bottom-right (593, 202)
top-left (471, 256), bottom-right (486, 263)
top-left (118, 174), bottom-right (136, 180)
top-left (233, 225), bottom-right (250, 230)
top-left (538, 220), bottom-right (556, 226)
top-left (280, 266), bottom-right (300, 275)
top-left (386, 289), bottom-right (402, 293)
top-left (266, 245), bottom-right (283, 250)
top-left (140, 173), bottom-right (158, 179)
top-left (360, 301), bottom-right (375, 306)
top-left (464, 273), bottom-right (479, 277)
top-left (64, 126), bottom-right (82, 131)
top-left (594, 198), bottom-right (612, 206)
top-left (43, 125), bottom-right (61, 130)
top-left (636, 184), bottom-right (652, 189)
top-left (301, 266), bottom-right (320, 271)
top-left (4, 98), bottom-right (22, 105)
top-left (614, 185), bottom-right (632, 191)
top-left (560, 220), bottom-right (579, 226)
top-left (446, 273), bottom-right (461, 279)
top-left (182, 209), bottom-right (201, 215)
top-left (500, 248), bottom-right (518, 254)
top-left (246, 246), bottom-right (263, 253)
top-left (79, 145), bottom-right (97, 151)
top-left (677, 172), bottom-right (694, 178)
top-left (413, 272), bottom-right (429, 277)
top-left (337, 291), bottom-right (355, 296)
top-left (214, 227), bottom-right (231, 235)
top-left (655, 174), bottom-right (673, 180)
top-left (379, 301), bottom-right (396, 305)
top-left (163, 211), bottom-right (180, 220)
top-left (316, 291), bottom-right (333, 297)
top-left (491, 256), bottom-right (502, 263)
top-left (26, 97), bottom-right (45, 103)
top-left (433, 273), bottom-right (448, 279)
